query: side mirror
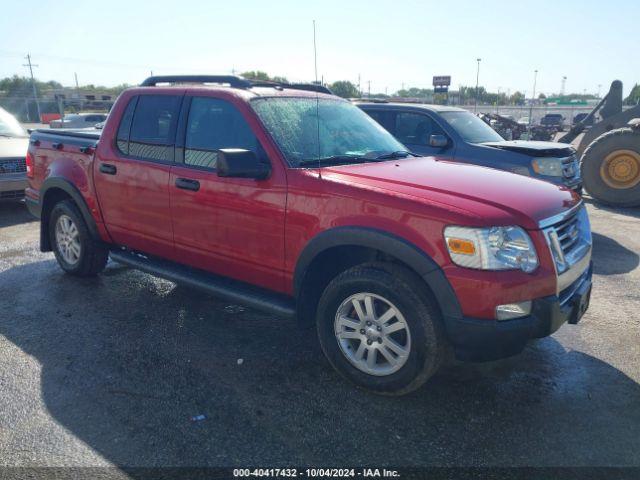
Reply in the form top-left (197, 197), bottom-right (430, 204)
top-left (217, 149), bottom-right (271, 180)
top-left (429, 134), bottom-right (449, 148)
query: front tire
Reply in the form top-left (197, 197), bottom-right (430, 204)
top-left (49, 200), bottom-right (108, 276)
top-left (316, 264), bottom-right (445, 395)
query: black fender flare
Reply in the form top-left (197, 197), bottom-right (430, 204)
top-left (39, 177), bottom-right (102, 251)
top-left (293, 226), bottom-right (463, 323)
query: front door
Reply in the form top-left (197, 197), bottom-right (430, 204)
top-left (169, 95), bottom-right (287, 292)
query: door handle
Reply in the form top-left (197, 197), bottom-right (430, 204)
top-left (175, 178), bottom-right (200, 191)
top-left (99, 163), bottom-right (117, 175)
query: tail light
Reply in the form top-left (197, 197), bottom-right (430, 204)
top-left (26, 151), bottom-right (34, 178)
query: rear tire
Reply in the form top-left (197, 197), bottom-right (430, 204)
top-left (49, 200), bottom-right (108, 276)
top-left (316, 263), bottom-right (445, 396)
top-left (582, 127), bottom-right (640, 207)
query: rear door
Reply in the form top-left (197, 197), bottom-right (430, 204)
top-left (169, 95), bottom-right (287, 292)
top-left (94, 92), bottom-right (183, 257)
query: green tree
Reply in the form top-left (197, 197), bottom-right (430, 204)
top-left (624, 83), bottom-right (640, 105)
top-left (510, 91), bottom-right (525, 105)
top-left (329, 80), bottom-right (359, 98)
top-left (240, 71), bottom-right (288, 83)
top-left (397, 87), bottom-right (433, 99)
top-left (0, 75), bottom-right (62, 97)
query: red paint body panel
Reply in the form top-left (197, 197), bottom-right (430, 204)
top-left (28, 84), bottom-right (581, 321)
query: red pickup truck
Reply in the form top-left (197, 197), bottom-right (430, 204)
top-left (25, 75), bottom-right (593, 395)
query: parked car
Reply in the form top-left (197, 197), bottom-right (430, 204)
top-left (517, 116), bottom-right (530, 125)
top-left (25, 75), bottom-right (593, 395)
top-left (0, 107), bottom-right (29, 200)
top-left (540, 113), bottom-right (565, 131)
top-left (572, 112), bottom-right (595, 127)
top-left (50, 113), bottom-right (108, 129)
top-left (357, 102), bottom-right (582, 191)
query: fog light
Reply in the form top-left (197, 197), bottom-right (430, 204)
top-left (496, 301), bottom-right (532, 321)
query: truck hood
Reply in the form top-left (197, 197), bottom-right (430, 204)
top-left (323, 156), bottom-right (580, 229)
top-left (0, 136), bottom-right (29, 158)
top-left (481, 140), bottom-right (575, 157)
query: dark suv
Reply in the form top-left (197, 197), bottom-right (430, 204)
top-left (357, 102), bottom-right (581, 192)
top-left (540, 113), bottom-right (565, 130)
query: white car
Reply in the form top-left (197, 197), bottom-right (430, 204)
top-left (517, 116), bottom-right (530, 125)
top-left (50, 113), bottom-right (107, 129)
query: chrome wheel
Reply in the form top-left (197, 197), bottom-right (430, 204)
top-left (334, 292), bottom-right (411, 376)
top-left (55, 214), bottom-right (81, 265)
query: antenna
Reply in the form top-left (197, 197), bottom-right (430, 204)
top-left (313, 20), bottom-right (322, 178)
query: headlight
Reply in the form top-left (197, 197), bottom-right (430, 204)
top-left (531, 157), bottom-right (563, 176)
top-left (444, 225), bottom-right (539, 273)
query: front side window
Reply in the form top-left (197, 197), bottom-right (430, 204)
top-left (252, 97), bottom-right (406, 167)
top-left (395, 112), bottom-right (444, 145)
top-left (440, 110), bottom-right (503, 144)
top-left (128, 95), bottom-right (181, 161)
top-left (184, 97), bottom-right (259, 170)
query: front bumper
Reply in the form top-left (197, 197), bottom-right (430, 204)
top-left (445, 262), bottom-right (592, 361)
top-left (0, 174), bottom-right (28, 197)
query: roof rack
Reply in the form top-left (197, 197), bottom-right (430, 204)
top-left (140, 75), bottom-right (333, 95)
top-left (140, 75), bottom-right (252, 88)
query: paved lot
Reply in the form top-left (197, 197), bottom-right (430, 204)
top-left (0, 199), bottom-right (638, 468)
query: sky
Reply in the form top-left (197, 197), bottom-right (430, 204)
top-left (0, 0), bottom-right (638, 97)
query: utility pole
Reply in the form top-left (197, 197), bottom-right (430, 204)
top-left (474, 58), bottom-right (481, 113)
top-left (496, 87), bottom-right (501, 114)
top-left (23, 54), bottom-right (41, 122)
top-left (528, 69), bottom-right (538, 133)
top-left (561, 76), bottom-right (567, 96)
top-left (597, 84), bottom-right (602, 98)
top-left (367, 80), bottom-right (371, 98)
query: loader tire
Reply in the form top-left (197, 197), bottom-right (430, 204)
top-left (581, 127), bottom-right (640, 208)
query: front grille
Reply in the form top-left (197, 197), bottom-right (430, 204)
top-left (543, 204), bottom-right (592, 275)
top-left (561, 155), bottom-right (580, 179)
top-left (0, 190), bottom-right (25, 199)
top-left (0, 157), bottom-right (27, 175)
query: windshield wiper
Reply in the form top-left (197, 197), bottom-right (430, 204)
top-left (298, 155), bottom-right (371, 167)
top-left (374, 150), bottom-right (416, 160)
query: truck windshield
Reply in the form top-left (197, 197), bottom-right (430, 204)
top-left (251, 97), bottom-right (407, 167)
top-left (440, 110), bottom-right (503, 144)
top-left (0, 108), bottom-right (27, 137)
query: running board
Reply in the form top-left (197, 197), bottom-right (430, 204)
top-left (109, 249), bottom-right (296, 318)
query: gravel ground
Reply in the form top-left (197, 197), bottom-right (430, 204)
top-left (0, 198), bottom-right (638, 469)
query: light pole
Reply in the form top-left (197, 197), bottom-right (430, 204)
top-left (528, 69), bottom-right (538, 132)
top-left (474, 58), bottom-right (481, 113)
top-left (561, 76), bottom-right (567, 96)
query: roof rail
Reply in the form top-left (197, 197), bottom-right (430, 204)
top-left (140, 75), bottom-right (333, 95)
top-left (140, 75), bottom-right (252, 88)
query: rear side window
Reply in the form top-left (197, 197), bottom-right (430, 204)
top-left (184, 97), bottom-right (259, 170)
top-left (116, 97), bottom-right (137, 154)
top-left (128, 95), bottom-right (181, 162)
